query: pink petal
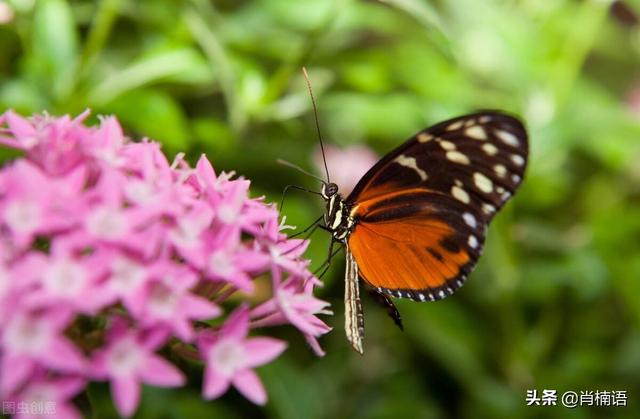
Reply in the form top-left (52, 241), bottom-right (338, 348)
top-left (139, 355), bottom-right (185, 387)
top-left (0, 134), bottom-right (21, 149)
top-left (239, 250), bottom-right (270, 272)
top-left (221, 305), bottom-right (249, 340)
top-left (51, 405), bottom-right (83, 419)
top-left (249, 298), bottom-right (278, 319)
top-left (104, 316), bottom-right (131, 342)
top-left (197, 329), bottom-right (217, 349)
top-left (244, 338), bottom-right (287, 368)
top-left (112, 376), bottom-right (140, 418)
top-left (279, 239), bottom-right (309, 257)
top-left (249, 312), bottom-right (289, 329)
top-left (0, 355), bottom-right (34, 395)
top-left (43, 338), bottom-right (86, 372)
top-left (292, 296), bottom-right (331, 313)
top-left (285, 312), bottom-right (323, 337)
top-left (232, 369), bottom-right (267, 405)
top-left (227, 272), bottom-right (255, 293)
top-left (196, 154), bottom-right (217, 186)
top-left (94, 116), bottom-right (123, 148)
top-left (184, 295), bottom-right (222, 320)
top-left (56, 376), bottom-right (86, 399)
top-left (140, 326), bottom-right (171, 350)
top-left (5, 111), bottom-right (36, 145)
top-left (170, 319), bottom-right (195, 342)
top-left (72, 108), bottom-right (91, 125)
top-left (203, 366), bottom-right (230, 400)
top-left (304, 333), bottom-right (326, 357)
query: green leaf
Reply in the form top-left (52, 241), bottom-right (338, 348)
top-left (0, 79), bottom-right (49, 113)
top-left (98, 88), bottom-right (189, 154)
top-left (88, 48), bottom-right (208, 105)
top-left (260, 358), bottom-right (324, 419)
top-left (31, 0), bottom-right (79, 101)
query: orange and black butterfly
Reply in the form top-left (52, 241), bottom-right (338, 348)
top-left (317, 111), bottom-right (528, 353)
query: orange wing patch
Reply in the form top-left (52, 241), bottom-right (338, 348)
top-left (348, 220), bottom-right (473, 301)
top-left (347, 188), bottom-right (484, 301)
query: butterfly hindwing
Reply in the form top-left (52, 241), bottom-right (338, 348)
top-left (346, 111), bottom-right (528, 300)
top-left (348, 188), bottom-right (484, 301)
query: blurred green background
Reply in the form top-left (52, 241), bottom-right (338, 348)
top-left (2, 0), bottom-right (640, 418)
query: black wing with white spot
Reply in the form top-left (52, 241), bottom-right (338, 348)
top-left (347, 111), bottom-right (528, 220)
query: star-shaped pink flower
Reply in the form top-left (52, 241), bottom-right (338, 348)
top-left (0, 309), bottom-right (86, 396)
top-left (198, 305), bottom-right (287, 405)
top-left (91, 318), bottom-right (185, 417)
top-left (10, 375), bottom-right (85, 419)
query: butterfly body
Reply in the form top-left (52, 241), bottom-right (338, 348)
top-left (317, 111), bottom-right (528, 354)
top-left (321, 184), bottom-right (355, 242)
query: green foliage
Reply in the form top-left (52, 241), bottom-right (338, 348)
top-left (2, 0), bottom-right (640, 417)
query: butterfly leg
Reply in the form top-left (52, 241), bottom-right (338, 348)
top-left (314, 261), bottom-right (332, 280)
top-left (367, 288), bottom-right (404, 331)
top-left (311, 238), bottom-right (341, 276)
top-left (282, 216), bottom-right (324, 262)
top-left (288, 214), bottom-right (324, 239)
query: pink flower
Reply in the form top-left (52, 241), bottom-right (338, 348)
top-left (199, 306), bottom-right (287, 405)
top-left (0, 159), bottom-right (88, 248)
top-left (0, 110), bottom-right (330, 414)
top-left (268, 238), bottom-right (313, 280)
top-left (1, 110), bottom-right (92, 176)
top-left (9, 375), bottom-right (86, 419)
top-left (252, 273), bottom-right (332, 356)
top-left (23, 248), bottom-right (109, 314)
top-left (313, 144), bottom-right (379, 195)
top-left (91, 318), bottom-right (185, 417)
top-left (0, 309), bottom-right (86, 396)
top-left (131, 261), bottom-right (221, 341)
top-left (277, 280), bottom-right (333, 337)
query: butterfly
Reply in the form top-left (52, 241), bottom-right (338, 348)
top-left (318, 111), bottom-right (528, 354)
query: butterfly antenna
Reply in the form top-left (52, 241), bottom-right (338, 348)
top-left (277, 158), bottom-right (326, 184)
top-left (302, 67), bottom-right (331, 183)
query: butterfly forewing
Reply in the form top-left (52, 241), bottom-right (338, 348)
top-left (346, 111), bottom-right (528, 301)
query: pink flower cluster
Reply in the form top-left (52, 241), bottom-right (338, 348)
top-left (0, 110), bottom-right (331, 417)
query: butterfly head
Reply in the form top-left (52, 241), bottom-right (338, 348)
top-left (321, 182), bottom-right (339, 200)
